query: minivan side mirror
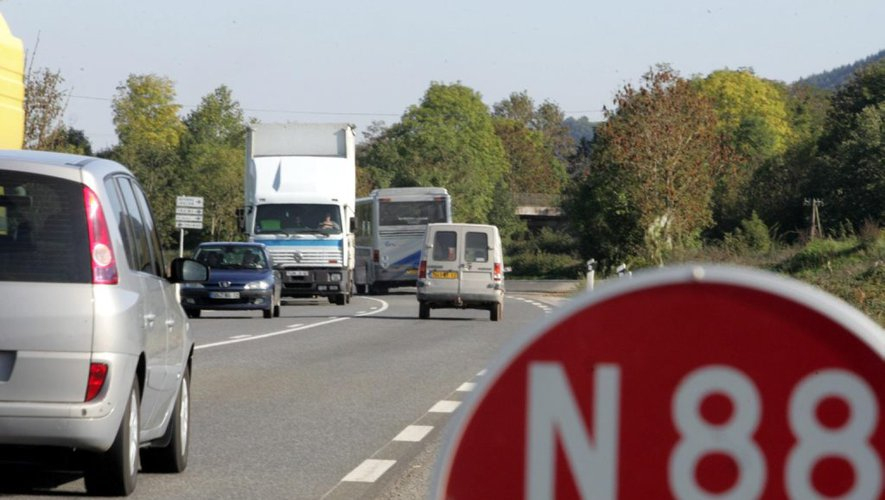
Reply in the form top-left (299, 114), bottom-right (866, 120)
top-left (169, 258), bottom-right (209, 283)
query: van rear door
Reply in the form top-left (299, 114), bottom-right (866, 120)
top-left (427, 227), bottom-right (461, 295)
top-left (459, 227), bottom-right (496, 296)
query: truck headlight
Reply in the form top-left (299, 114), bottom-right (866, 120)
top-left (330, 273), bottom-right (342, 282)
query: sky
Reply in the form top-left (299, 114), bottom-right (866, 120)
top-left (2, 0), bottom-right (884, 151)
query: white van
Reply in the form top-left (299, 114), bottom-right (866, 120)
top-left (416, 223), bottom-right (505, 321)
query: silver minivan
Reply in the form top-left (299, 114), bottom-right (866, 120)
top-left (0, 150), bottom-right (207, 495)
top-left (416, 223), bottom-right (505, 321)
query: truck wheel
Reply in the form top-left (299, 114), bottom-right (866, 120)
top-left (334, 294), bottom-right (346, 306)
top-left (419, 302), bottom-right (430, 319)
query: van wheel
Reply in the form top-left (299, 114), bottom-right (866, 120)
top-left (141, 366), bottom-right (190, 473)
top-left (419, 302), bottom-right (430, 319)
top-left (186, 309), bottom-right (200, 319)
top-left (85, 379), bottom-right (140, 496)
top-left (490, 302), bottom-right (503, 322)
top-left (273, 303), bottom-right (281, 317)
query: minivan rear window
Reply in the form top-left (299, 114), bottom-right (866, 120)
top-left (0, 170), bottom-right (91, 283)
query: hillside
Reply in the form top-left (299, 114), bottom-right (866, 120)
top-left (796, 49), bottom-right (885, 89)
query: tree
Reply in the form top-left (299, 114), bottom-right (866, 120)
top-left (696, 69), bottom-right (795, 234)
top-left (179, 85), bottom-right (247, 242)
top-left (358, 82), bottom-right (509, 223)
top-left (23, 66), bottom-right (68, 150)
top-left (567, 65), bottom-right (728, 267)
top-left (812, 61), bottom-right (885, 229)
top-left (111, 74), bottom-right (185, 247)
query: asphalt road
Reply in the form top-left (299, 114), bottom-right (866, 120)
top-left (2, 290), bottom-right (567, 499)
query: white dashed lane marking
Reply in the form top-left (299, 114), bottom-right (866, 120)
top-left (341, 459), bottom-right (396, 483)
top-left (457, 382), bottom-right (476, 392)
top-left (393, 425), bottom-right (434, 442)
top-left (429, 400), bottom-right (461, 413)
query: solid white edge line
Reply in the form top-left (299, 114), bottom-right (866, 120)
top-left (341, 459), bottom-right (397, 483)
top-left (195, 297), bottom-right (389, 350)
top-left (393, 425), bottom-right (434, 442)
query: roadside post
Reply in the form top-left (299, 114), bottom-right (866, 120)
top-left (175, 196), bottom-right (204, 257)
top-left (433, 265), bottom-right (885, 499)
top-left (586, 258), bottom-right (596, 292)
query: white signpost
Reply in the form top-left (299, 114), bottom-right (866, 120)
top-left (175, 196), bottom-right (204, 257)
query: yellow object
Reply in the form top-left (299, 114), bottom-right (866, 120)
top-left (0, 13), bottom-right (24, 149)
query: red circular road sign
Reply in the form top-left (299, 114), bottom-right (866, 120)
top-left (434, 265), bottom-right (885, 499)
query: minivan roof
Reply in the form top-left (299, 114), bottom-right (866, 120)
top-left (0, 150), bottom-right (131, 177)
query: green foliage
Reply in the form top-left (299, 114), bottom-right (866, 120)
top-left (357, 82), bottom-right (509, 223)
top-left (723, 212), bottom-right (772, 254)
top-left (179, 86), bottom-right (247, 243)
top-left (809, 61), bottom-right (885, 231)
top-left (696, 70), bottom-right (796, 235)
top-left (23, 67), bottom-right (70, 151)
top-left (506, 228), bottom-right (583, 278)
top-left (110, 74), bottom-right (185, 248)
top-left (567, 65), bottom-right (727, 267)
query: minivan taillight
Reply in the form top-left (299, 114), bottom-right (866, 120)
top-left (83, 187), bottom-right (118, 284)
top-left (418, 260), bottom-right (427, 279)
top-left (85, 362), bottom-right (108, 402)
top-left (494, 262), bottom-right (503, 281)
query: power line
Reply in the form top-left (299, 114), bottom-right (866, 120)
top-left (67, 93), bottom-right (605, 118)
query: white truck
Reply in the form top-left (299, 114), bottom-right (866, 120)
top-left (242, 123), bottom-right (356, 305)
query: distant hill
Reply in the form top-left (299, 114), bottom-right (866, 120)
top-left (797, 49), bottom-right (885, 90)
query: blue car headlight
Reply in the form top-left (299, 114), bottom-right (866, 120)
top-left (245, 280), bottom-right (271, 290)
top-left (181, 283), bottom-right (204, 289)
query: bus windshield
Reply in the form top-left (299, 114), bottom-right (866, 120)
top-left (378, 200), bottom-right (447, 226)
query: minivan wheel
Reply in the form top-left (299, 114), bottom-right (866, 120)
top-left (263, 306), bottom-right (273, 319)
top-left (141, 366), bottom-right (190, 473)
top-left (85, 380), bottom-right (140, 496)
top-left (419, 302), bottom-right (430, 319)
top-left (186, 309), bottom-right (201, 319)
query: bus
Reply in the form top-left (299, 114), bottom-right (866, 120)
top-left (354, 187), bottom-right (452, 294)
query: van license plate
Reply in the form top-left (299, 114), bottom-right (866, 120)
top-left (431, 271), bottom-right (458, 279)
top-left (210, 291), bottom-right (240, 299)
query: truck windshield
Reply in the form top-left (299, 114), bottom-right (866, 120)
top-left (255, 204), bottom-right (342, 235)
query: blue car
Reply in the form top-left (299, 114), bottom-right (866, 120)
top-left (181, 242), bottom-right (282, 319)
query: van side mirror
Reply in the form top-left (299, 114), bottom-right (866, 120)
top-left (349, 217), bottom-right (356, 233)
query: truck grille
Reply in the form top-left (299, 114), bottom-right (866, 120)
top-left (268, 246), bottom-right (344, 266)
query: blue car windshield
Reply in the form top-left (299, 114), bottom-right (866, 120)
top-left (194, 246), bottom-right (268, 270)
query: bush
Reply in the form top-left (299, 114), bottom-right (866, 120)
top-left (723, 212), bottom-right (772, 254)
top-left (507, 251), bottom-right (584, 279)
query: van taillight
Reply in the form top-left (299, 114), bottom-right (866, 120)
top-left (418, 260), bottom-right (427, 279)
top-left (373, 249), bottom-right (380, 263)
top-left (85, 362), bottom-right (108, 401)
top-left (83, 187), bottom-right (118, 285)
top-left (494, 262), bottom-right (503, 281)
